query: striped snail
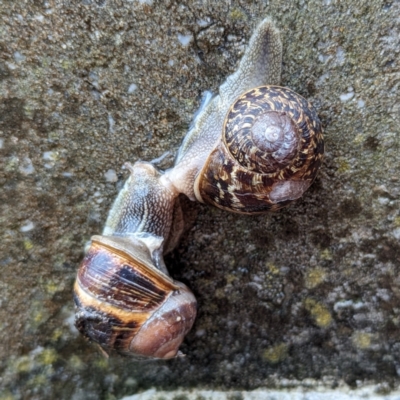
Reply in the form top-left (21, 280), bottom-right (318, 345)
top-left (74, 18), bottom-right (323, 359)
top-left (74, 162), bottom-right (197, 359)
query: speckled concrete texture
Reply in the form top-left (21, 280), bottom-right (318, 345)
top-left (0, 0), bottom-right (399, 399)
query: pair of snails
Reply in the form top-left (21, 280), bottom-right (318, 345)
top-left (73, 18), bottom-right (324, 359)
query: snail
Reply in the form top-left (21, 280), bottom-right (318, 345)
top-left (73, 17), bottom-right (324, 359)
top-left (74, 162), bottom-right (197, 359)
top-left (165, 18), bottom-right (324, 213)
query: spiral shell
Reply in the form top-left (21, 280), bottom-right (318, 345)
top-left (193, 85), bottom-right (324, 214)
top-left (74, 235), bottom-right (197, 359)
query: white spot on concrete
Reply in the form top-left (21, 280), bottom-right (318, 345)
top-left (20, 221), bottom-right (35, 232)
top-left (43, 151), bottom-right (58, 169)
top-left (357, 99), bottom-right (365, 108)
top-left (35, 14), bottom-right (45, 22)
top-left (14, 51), bottom-right (25, 63)
top-left (335, 46), bottom-right (345, 65)
top-left (108, 114), bottom-right (115, 133)
top-left (168, 59), bottom-right (174, 66)
top-left (104, 169), bottom-right (118, 183)
top-left (62, 172), bottom-right (74, 177)
top-left (340, 90), bottom-right (354, 102)
top-left (376, 288), bottom-right (391, 302)
top-left (334, 300), bottom-right (365, 312)
top-left (316, 73), bottom-right (329, 86)
top-left (318, 54), bottom-right (330, 63)
top-left (6, 62), bottom-right (17, 70)
top-left (115, 33), bottom-right (122, 46)
top-left (195, 329), bottom-right (206, 337)
top-left (177, 33), bottom-right (193, 47)
top-left (197, 18), bottom-right (211, 27)
top-left (64, 311), bottom-right (79, 335)
top-left (19, 157), bottom-right (35, 175)
top-left (43, 151), bottom-right (57, 161)
top-left (0, 138), bottom-right (3, 149)
top-left (377, 196), bottom-right (390, 205)
top-left (392, 227), bottom-right (400, 240)
top-left (128, 83), bottom-right (137, 93)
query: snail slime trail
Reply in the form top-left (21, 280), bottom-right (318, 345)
top-left (73, 18), bottom-right (324, 359)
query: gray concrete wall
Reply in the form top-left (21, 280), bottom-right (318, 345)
top-left (0, 0), bottom-right (399, 399)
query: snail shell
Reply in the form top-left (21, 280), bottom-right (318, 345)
top-left (194, 85), bottom-right (324, 213)
top-left (74, 235), bottom-right (196, 359)
top-left (73, 162), bottom-right (197, 359)
top-left (166, 18), bottom-right (324, 213)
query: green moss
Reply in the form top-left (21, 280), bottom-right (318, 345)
top-left (51, 328), bottom-right (63, 342)
top-left (0, 391), bottom-right (16, 400)
top-left (320, 249), bottom-right (333, 261)
top-left (337, 159), bottom-right (350, 173)
top-left (352, 331), bottom-right (374, 349)
top-left (37, 348), bottom-right (58, 366)
top-left (267, 262), bottom-right (280, 275)
top-left (5, 157), bottom-right (19, 172)
top-left (304, 298), bottom-right (332, 328)
top-left (93, 356), bottom-right (109, 369)
top-left (23, 238), bottom-right (34, 251)
top-left (26, 374), bottom-right (49, 388)
top-left (229, 8), bottom-right (246, 21)
top-left (68, 355), bottom-right (85, 370)
top-left (305, 267), bottom-right (327, 289)
top-left (263, 343), bottom-right (289, 364)
top-left (11, 355), bottom-right (33, 374)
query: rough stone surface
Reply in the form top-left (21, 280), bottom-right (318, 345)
top-left (0, 0), bottom-right (399, 399)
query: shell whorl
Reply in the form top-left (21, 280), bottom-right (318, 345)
top-left (224, 87), bottom-right (301, 174)
top-left (224, 86), bottom-right (320, 175)
top-left (194, 85), bottom-right (324, 214)
top-left (74, 236), bottom-right (197, 359)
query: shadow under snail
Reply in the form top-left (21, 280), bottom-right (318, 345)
top-left (74, 17), bottom-right (324, 359)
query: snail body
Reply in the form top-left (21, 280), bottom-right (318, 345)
top-left (74, 17), bottom-right (324, 359)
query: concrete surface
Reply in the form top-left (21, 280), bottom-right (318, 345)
top-left (0, 0), bottom-right (399, 399)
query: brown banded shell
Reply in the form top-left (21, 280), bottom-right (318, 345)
top-left (74, 235), bottom-right (197, 359)
top-left (194, 85), bottom-right (324, 214)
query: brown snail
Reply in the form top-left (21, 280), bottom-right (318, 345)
top-left (74, 162), bottom-right (197, 359)
top-left (73, 17), bottom-right (323, 359)
top-left (166, 19), bottom-right (324, 213)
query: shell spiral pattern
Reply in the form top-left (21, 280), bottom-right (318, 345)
top-left (195, 85), bottom-right (324, 214)
top-left (74, 236), bottom-right (197, 359)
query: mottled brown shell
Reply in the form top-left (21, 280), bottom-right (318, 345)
top-left (74, 235), bottom-right (197, 359)
top-left (194, 85), bottom-right (324, 213)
